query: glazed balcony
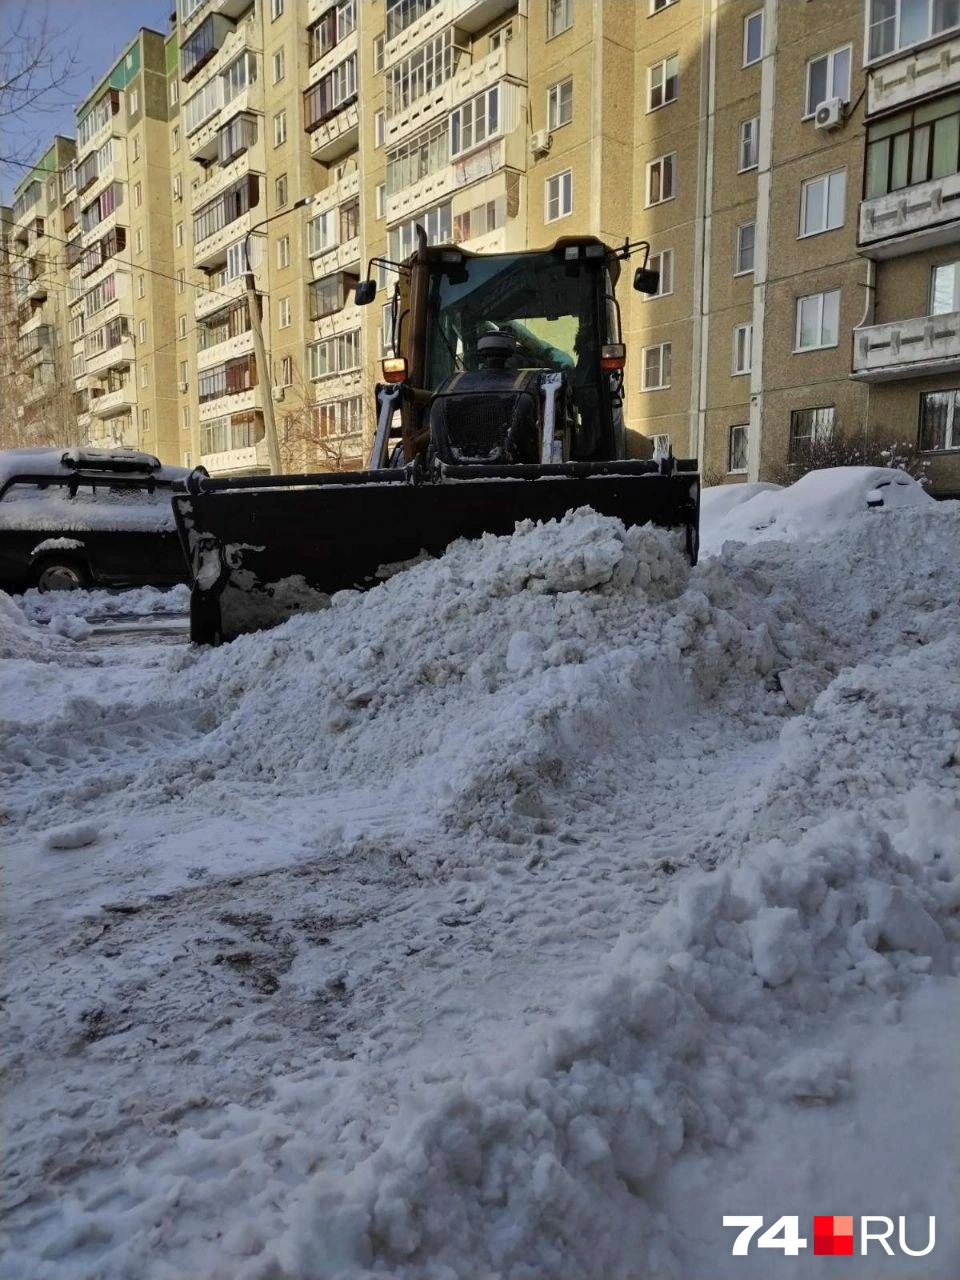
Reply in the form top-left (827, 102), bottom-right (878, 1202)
top-left (868, 34), bottom-right (960, 115)
top-left (89, 383), bottom-right (135, 418)
top-left (385, 127), bottom-right (523, 223)
top-left (197, 328), bottom-right (254, 372)
top-left (180, 0), bottom-right (253, 40)
top-left (198, 383), bottom-right (263, 423)
top-left (859, 170), bottom-right (960, 257)
top-left (195, 274), bottom-right (248, 319)
top-left (85, 334), bottom-right (135, 378)
top-left (383, 0), bottom-right (517, 70)
top-left (852, 310), bottom-right (960, 381)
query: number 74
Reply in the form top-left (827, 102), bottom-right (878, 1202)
top-left (723, 1217), bottom-right (808, 1256)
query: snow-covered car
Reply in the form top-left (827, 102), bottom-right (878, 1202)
top-left (0, 448), bottom-right (196, 592)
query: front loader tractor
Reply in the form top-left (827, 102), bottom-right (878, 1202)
top-left (173, 232), bottom-right (700, 643)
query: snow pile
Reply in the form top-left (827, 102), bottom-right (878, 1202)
top-left (700, 467), bottom-right (935, 554)
top-left (19, 582), bottom-right (190, 624)
top-left (259, 810), bottom-right (957, 1280)
top-left (173, 509), bottom-right (813, 837)
top-left (0, 591), bottom-right (72, 660)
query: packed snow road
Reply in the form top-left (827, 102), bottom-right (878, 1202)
top-left (2, 472), bottom-right (959, 1280)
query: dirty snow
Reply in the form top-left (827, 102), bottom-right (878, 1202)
top-left (2, 479), bottom-right (958, 1279)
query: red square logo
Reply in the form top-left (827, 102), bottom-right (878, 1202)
top-left (814, 1216), bottom-right (854, 1256)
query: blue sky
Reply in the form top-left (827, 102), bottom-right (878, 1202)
top-left (1, 0), bottom-right (173, 200)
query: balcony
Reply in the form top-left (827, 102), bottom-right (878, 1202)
top-left (383, 0), bottom-right (517, 69)
top-left (307, 29), bottom-right (358, 98)
top-left (196, 274), bottom-right (248, 319)
top-left (85, 335), bottom-right (135, 378)
top-left (89, 383), bottom-right (135, 418)
top-left (309, 100), bottom-right (360, 164)
top-left (199, 441), bottom-right (269, 475)
top-left (852, 311), bottom-right (960, 381)
top-left (194, 207), bottom-right (257, 271)
top-left (190, 134), bottom-right (262, 208)
top-left (180, 0), bottom-right (252, 39)
top-left (18, 326), bottom-right (52, 365)
top-left (198, 384), bottom-right (263, 422)
top-left (385, 129), bottom-right (523, 223)
top-left (384, 39), bottom-right (524, 149)
top-left (859, 170), bottom-right (960, 257)
top-left (868, 34), bottom-right (960, 115)
top-left (197, 328), bottom-right (254, 371)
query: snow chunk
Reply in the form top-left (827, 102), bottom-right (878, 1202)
top-left (43, 821), bottom-right (100, 850)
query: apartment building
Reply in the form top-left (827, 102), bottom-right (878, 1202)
top-left (7, 0), bottom-right (960, 497)
top-left (8, 138), bottom-right (78, 443)
top-left (68, 31), bottom-right (179, 460)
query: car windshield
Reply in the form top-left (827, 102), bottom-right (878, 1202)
top-left (424, 250), bottom-right (611, 390)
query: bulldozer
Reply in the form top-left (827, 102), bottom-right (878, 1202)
top-left (173, 232), bottom-right (700, 644)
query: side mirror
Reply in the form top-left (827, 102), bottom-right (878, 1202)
top-left (354, 279), bottom-right (377, 305)
top-left (633, 267), bottom-right (660, 295)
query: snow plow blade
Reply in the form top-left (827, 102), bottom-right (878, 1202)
top-left (172, 459), bottom-right (700, 644)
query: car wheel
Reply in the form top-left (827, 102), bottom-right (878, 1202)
top-left (34, 560), bottom-right (89, 592)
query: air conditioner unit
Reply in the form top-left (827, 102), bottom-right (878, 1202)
top-left (814, 97), bottom-right (844, 131)
top-left (530, 129), bottom-right (552, 157)
top-left (178, 380), bottom-right (188, 393)
top-left (272, 386), bottom-right (285, 402)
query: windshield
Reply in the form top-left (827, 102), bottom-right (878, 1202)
top-left (424, 250), bottom-right (610, 391)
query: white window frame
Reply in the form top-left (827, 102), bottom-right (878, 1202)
top-left (374, 34), bottom-right (385, 73)
top-left (646, 152), bottom-right (676, 206)
top-left (728, 424), bottom-right (749, 474)
top-left (175, 222), bottom-right (184, 248)
top-left (641, 342), bottom-right (672, 391)
top-left (650, 0), bottom-right (678, 12)
top-left (138, 319), bottom-right (147, 343)
top-left (644, 248), bottom-right (674, 299)
top-left (273, 110), bottom-right (287, 147)
top-left (277, 356), bottom-right (293, 387)
top-left (271, 0), bottom-right (284, 19)
top-left (930, 261), bottom-right (960, 315)
top-left (450, 86), bottom-right (500, 159)
top-left (804, 44), bottom-right (852, 119)
top-left (375, 109), bottom-right (385, 148)
top-left (743, 10), bottom-right (764, 66)
top-left (648, 54), bottom-right (678, 112)
top-left (375, 182), bottom-right (386, 219)
top-left (277, 235), bottom-right (290, 269)
top-left (799, 168), bottom-right (846, 238)
top-left (278, 297), bottom-right (291, 329)
top-left (276, 173), bottom-right (288, 208)
top-left (547, 0), bottom-right (574, 40)
top-left (795, 288), bottom-right (841, 352)
top-left (545, 168), bottom-right (573, 222)
top-left (919, 388), bottom-right (960, 450)
top-left (735, 221), bottom-right (755, 276)
top-left (547, 77), bottom-right (573, 131)
top-left (790, 405), bottom-right (835, 457)
top-left (733, 322), bottom-right (753, 375)
top-left (739, 118), bottom-right (760, 172)
top-left (866, 0), bottom-right (960, 64)
top-left (272, 48), bottom-right (285, 83)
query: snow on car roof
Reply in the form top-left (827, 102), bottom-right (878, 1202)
top-left (0, 447), bottom-right (191, 490)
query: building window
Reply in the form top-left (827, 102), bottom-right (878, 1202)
top-left (180, 361), bottom-right (188, 383)
top-left (545, 169), bottom-right (573, 221)
top-left (651, 0), bottom-right (678, 10)
top-left (646, 153), bottom-right (676, 205)
top-left (308, 208), bottom-right (338, 256)
top-left (276, 174), bottom-right (288, 208)
top-left (172, 126), bottom-right (181, 152)
top-left (450, 86), bottom-right (500, 158)
top-left (865, 96), bottom-right (960, 200)
top-left (919, 388), bottom-right (960, 450)
top-left (273, 48), bottom-right (285, 83)
top-left (931, 261), bottom-right (960, 313)
top-left (309, 329), bottom-right (361, 378)
top-left (182, 408), bottom-right (190, 433)
top-left (867, 0), bottom-right (960, 62)
top-left (790, 405), bottom-right (835, 458)
top-left (138, 319), bottom-right (147, 343)
top-left (274, 110), bottom-right (287, 146)
top-left (177, 268), bottom-right (185, 294)
top-left (645, 249), bottom-right (674, 298)
top-left (271, 0), bottom-right (284, 18)
top-left (375, 182), bottom-right (385, 219)
top-left (308, 272), bottom-right (359, 320)
top-left (175, 222), bottom-right (184, 247)
top-left (133, 181), bottom-right (142, 207)
top-left (733, 322), bottom-right (753, 375)
top-left (135, 228), bottom-right (144, 255)
top-left (128, 88), bottom-right (139, 116)
top-left (170, 78), bottom-right (179, 106)
top-left (739, 118), bottom-right (760, 171)
top-left (278, 297), bottom-right (291, 328)
top-left (800, 169), bottom-right (846, 236)
top-left (277, 355), bottom-right (293, 386)
top-left (729, 424), bottom-right (748, 473)
top-left (547, 0), bottom-right (573, 39)
top-left (642, 342), bottom-right (671, 390)
top-left (547, 78), bottom-right (573, 131)
top-left (736, 221), bottom-right (755, 275)
top-left (340, 197), bottom-right (359, 241)
top-left (173, 174), bottom-right (182, 201)
top-left (805, 46), bottom-right (852, 118)
top-left (490, 24), bottom-right (512, 50)
top-left (142, 408), bottom-right (150, 434)
top-left (795, 288), bottom-right (841, 350)
top-left (133, 135), bottom-right (141, 161)
top-left (648, 55), bottom-right (678, 111)
top-left (374, 34), bottom-right (385, 73)
top-left (743, 11), bottom-right (763, 66)
top-left (141, 363), bottom-right (149, 387)
top-left (178, 315), bottom-right (187, 339)
top-left (137, 274), bottom-right (145, 299)
top-left (375, 109), bottom-right (385, 147)
top-left (278, 235), bottom-right (290, 269)
top-left (388, 202), bottom-right (451, 259)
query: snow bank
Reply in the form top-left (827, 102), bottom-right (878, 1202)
top-left (259, 809), bottom-right (958, 1280)
top-left (700, 467), bottom-right (935, 554)
top-left (19, 582), bottom-right (190, 624)
top-left (0, 591), bottom-right (72, 660)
